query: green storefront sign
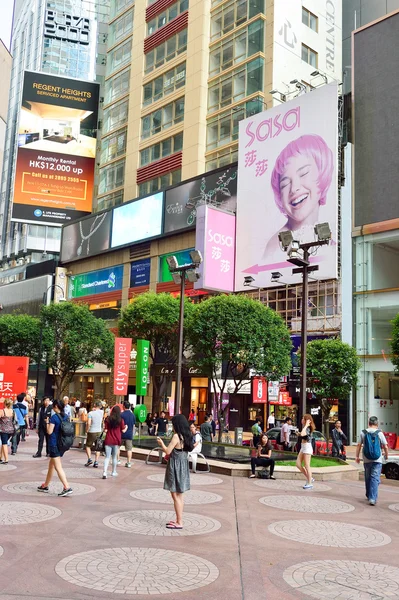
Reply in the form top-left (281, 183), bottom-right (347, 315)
top-left (136, 339), bottom-right (150, 396)
top-left (69, 265), bottom-right (123, 299)
top-left (134, 404), bottom-right (148, 423)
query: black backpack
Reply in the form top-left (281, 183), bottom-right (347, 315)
top-left (57, 415), bottom-right (75, 453)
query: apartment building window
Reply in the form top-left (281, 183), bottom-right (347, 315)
top-left (206, 146), bottom-right (238, 171)
top-left (211, 0), bottom-right (265, 41)
top-left (142, 98), bottom-right (185, 139)
top-left (97, 190), bottom-right (124, 212)
top-left (301, 43), bottom-right (317, 67)
top-left (106, 39), bottom-right (132, 76)
top-left (147, 0), bottom-right (188, 36)
top-left (101, 128), bottom-right (127, 164)
top-left (139, 169), bottom-right (181, 197)
top-left (207, 97), bottom-right (264, 150)
top-left (302, 7), bottom-right (318, 32)
top-left (110, 0), bottom-right (134, 20)
top-left (209, 20), bottom-right (264, 77)
top-left (104, 68), bottom-right (130, 104)
top-left (143, 63), bottom-right (186, 107)
top-left (208, 57), bottom-right (263, 113)
top-left (309, 293), bottom-right (336, 317)
top-left (145, 29), bottom-right (187, 74)
top-left (109, 8), bottom-right (134, 46)
top-left (103, 99), bottom-right (129, 135)
top-left (140, 132), bottom-right (183, 166)
top-left (99, 159), bottom-right (125, 195)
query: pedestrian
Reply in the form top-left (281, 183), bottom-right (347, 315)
top-left (280, 417), bottom-right (292, 451)
top-left (11, 393), bottom-right (28, 454)
top-left (120, 400), bottom-right (136, 468)
top-left (200, 414), bottom-right (213, 442)
top-left (190, 423), bottom-right (202, 453)
top-left (78, 402), bottom-right (88, 422)
top-left (33, 396), bottom-right (51, 458)
top-left (251, 418), bottom-right (262, 447)
top-left (157, 414), bottom-right (193, 529)
top-left (151, 412), bottom-right (158, 435)
top-left (188, 409), bottom-right (195, 424)
top-left (267, 412), bottom-right (275, 428)
top-left (0, 398), bottom-right (15, 464)
top-left (331, 420), bottom-right (348, 459)
top-left (63, 396), bottom-right (71, 418)
top-left (208, 413), bottom-right (216, 438)
top-left (84, 400), bottom-right (104, 467)
top-left (155, 411), bottom-right (168, 437)
top-left (146, 412), bottom-right (153, 434)
top-left (356, 416), bottom-right (389, 506)
top-left (102, 405), bottom-right (127, 479)
top-left (296, 414), bottom-right (315, 489)
top-left (249, 433), bottom-right (276, 479)
top-left (37, 399), bottom-right (73, 497)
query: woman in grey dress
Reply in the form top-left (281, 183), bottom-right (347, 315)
top-left (157, 414), bottom-right (193, 529)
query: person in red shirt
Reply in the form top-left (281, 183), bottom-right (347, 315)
top-left (102, 405), bottom-right (127, 479)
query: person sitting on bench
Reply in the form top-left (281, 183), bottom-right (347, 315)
top-left (249, 433), bottom-right (276, 479)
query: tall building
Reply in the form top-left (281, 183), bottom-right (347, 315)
top-left (0, 0), bottom-right (110, 275)
top-left (0, 40), bottom-right (12, 189)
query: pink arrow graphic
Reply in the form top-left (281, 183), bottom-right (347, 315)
top-left (242, 256), bottom-right (320, 275)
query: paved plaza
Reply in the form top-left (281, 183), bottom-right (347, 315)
top-left (1, 437), bottom-right (399, 599)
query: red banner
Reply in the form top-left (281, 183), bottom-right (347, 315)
top-left (113, 338), bottom-right (132, 396)
top-left (0, 356), bottom-right (29, 402)
top-left (252, 376), bottom-right (267, 403)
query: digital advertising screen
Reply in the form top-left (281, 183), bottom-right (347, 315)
top-left (60, 210), bottom-right (112, 263)
top-left (12, 71), bottom-right (100, 225)
top-left (111, 192), bottom-right (163, 248)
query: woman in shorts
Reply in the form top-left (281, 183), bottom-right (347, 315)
top-left (296, 414), bottom-right (315, 489)
top-left (0, 398), bottom-right (15, 464)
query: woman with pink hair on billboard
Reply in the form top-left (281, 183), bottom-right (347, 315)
top-left (264, 134), bottom-right (334, 258)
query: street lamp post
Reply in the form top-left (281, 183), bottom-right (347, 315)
top-left (166, 250), bottom-right (202, 416)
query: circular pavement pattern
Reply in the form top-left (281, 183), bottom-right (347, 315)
top-left (0, 464), bottom-right (17, 472)
top-left (268, 520), bottom-right (391, 548)
top-left (283, 560), bottom-right (399, 599)
top-left (103, 510), bottom-right (221, 537)
top-left (41, 467), bottom-right (99, 479)
top-left (8, 454), bottom-right (44, 462)
top-left (55, 547), bottom-right (219, 594)
top-left (253, 479), bottom-right (332, 492)
top-left (0, 546), bottom-right (3, 558)
top-left (388, 503), bottom-right (399, 513)
top-left (0, 501), bottom-right (61, 526)
top-left (259, 495), bottom-right (355, 514)
top-left (130, 488), bottom-right (223, 505)
top-left (147, 473), bottom-right (223, 486)
top-left (2, 481), bottom-right (96, 497)
top-left (69, 457), bottom-right (104, 466)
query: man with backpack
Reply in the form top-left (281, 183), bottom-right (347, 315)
top-left (356, 416), bottom-right (389, 506)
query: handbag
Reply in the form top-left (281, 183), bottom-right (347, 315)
top-left (12, 410), bottom-right (20, 435)
top-left (94, 432), bottom-right (105, 452)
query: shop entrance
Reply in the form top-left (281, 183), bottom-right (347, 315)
top-left (190, 377), bottom-right (208, 426)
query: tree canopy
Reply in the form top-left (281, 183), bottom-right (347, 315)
top-left (0, 313), bottom-right (41, 362)
top-left (41, 301), bottom-right (114, 398)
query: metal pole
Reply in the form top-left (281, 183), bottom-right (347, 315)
top-left (175, 272), bottom-right (185, 415)
top-left (34, 291), bottom-right (46, 424)
top-left (300, 249), bottom-right (309, 419)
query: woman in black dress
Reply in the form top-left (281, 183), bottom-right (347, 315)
top-left (249, 433), bottom-right (276, 479)
top-left (157, 414), bottom-right (193, 529)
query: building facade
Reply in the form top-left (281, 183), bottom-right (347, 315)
top-left (0, 41), bottom-right (12, 190)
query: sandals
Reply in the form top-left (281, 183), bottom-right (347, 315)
top-left (166, 523), bottom-right (183, 529)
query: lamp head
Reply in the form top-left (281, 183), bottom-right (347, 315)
top-left (271, 272), bottom-right (282, 282)
top-left (314, 222), bottom-right (332, 242)
top-left (278, 230), bottom-right (294, 251)
top-left (243, 275), bottom-right (255, 286)
top-left (166, 255), bottom-right (179, 271)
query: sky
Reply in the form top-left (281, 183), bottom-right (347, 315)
top-left (0, 0), bottom-right (14, 50)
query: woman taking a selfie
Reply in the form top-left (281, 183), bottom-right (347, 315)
top-left (157, 414), bottom-right (193, 530)
top-left (296, 414), bottom-right (315, 489)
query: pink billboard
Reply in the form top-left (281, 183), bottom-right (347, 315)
top-left (195, 205), bottom-right (236, 292)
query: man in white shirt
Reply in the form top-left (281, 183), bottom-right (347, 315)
top-left (190, 423), bottom-right (202, 454)
top-left (280, 417), bottom-right (292, 451)
top-left (267, 413), bottom-right (275, 428)
top-left (84, 401), bottom-right (104, 468)
top-left (63, 396), bottom-right (71, 418)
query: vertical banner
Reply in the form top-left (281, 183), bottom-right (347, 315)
top-left (0, 356), bottom-right (29, 399)
top-left (136, 339), bottom-right (150, 396)
top-left (168, 397), bottom-right (175, 417)
top-left (113, 338), bottom-right (132, 396)
top-left (195, 205), bottom-right (236, 292)
top-left (252, 376), bottom-right (267, 403)
top-left (12, 70), bottom-right (100, 225)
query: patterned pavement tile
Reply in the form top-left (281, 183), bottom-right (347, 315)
top-left (8, 454), bottom-right (45, 462)
top-left (147, 473), bottom-right (223, 486)
top-left (283, 560), bottom-right (399, 599)
top-left (268, 520), bottom-right (391, 548)
top-left (103, 509), bottom-right (221, 536)
top-left (0, 546), bottom-right (3, 558)
top-left (55, 547), bottom-right (219, 594)
top-left (259, 495), bottom-right (355, 514)
top-left (0, 501), bottom-right (61, 525)
top-left (130, 488), bottom-right (223, 505)
top-left (2, 481), bottom-right (96, 497)
top-left (388, 503), bottom-right (399, 513)
top-left (41, 467), bottom-right (99, 479)
top-left (69, 457), bottom-right (104, 466)
top-left (253, 479), bottom-right (332, 492)
top-left (0, 464), bottom-right (17, 472)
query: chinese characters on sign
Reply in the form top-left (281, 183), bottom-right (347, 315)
top-left (0, 356), bottom-right (29, 399)
top-left (252, 377), bottom-right (267, 403)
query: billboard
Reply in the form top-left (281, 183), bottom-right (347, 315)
top-left (130, 259), bottom-right (151, 288)
top-left (111, 192), bottom-right (163, 248)
top-left (69, 265), bottom-right (123, 299)
top-left (164, 164), bottom-right (237, 234)
top-left (235, 84), bottom-right (338, 290)
top-left (0, 356), bottom-right (29, 399)
top-left (159, 249), bottom-right (194, 283)
top-left (195, 205), bottom-right (236, 293)
top-left (60, 211), bottom-right (112, 262)
top-left (12, 71), bottom-right (100, 225)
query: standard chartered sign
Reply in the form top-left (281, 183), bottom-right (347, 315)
top-left (69, 265), bottom-right (123, 298)
top-left (136, 339), bottom-right (150, 396)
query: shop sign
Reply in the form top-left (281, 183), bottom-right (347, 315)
top-left (170, 289), bottom-right (209, 298)
top-left (269, 391), bottom-right (292, 406)
top-left (130, 258), bottom-right (151, 288)
top-left (0, 356), bottom-right (29, 399)
top-left (252, 376), bottom-right (267, 403)
top-left (215, 379), bottom-right (251, 394)
top-left (69, 265), bottom-right (123, 298)
top-left (113, 338), bottom-right (132, 396)
top-left (134, 404), bottom-right (148, 423)
top-left (89, 301), bottom-right (118, 311)
top-left (169, 397), bottom-right (175, 417)
top-left (154, 364), bottom-right (201, 377)
top-left (268, 381), bottom-right (280, 402)
top-left (136, 339), bottom-right (150, 396)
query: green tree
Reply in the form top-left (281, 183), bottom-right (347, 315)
top-left (186, 295), bottom-right (292, 438)
top-left (118, 291), bottom-right (194, 410)
top-left (306, 338), bottom-right (361, 440)
top-left (0, 314), bottom-right (41, 362)
top-left (41, 302), bottom-right (114, 398)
